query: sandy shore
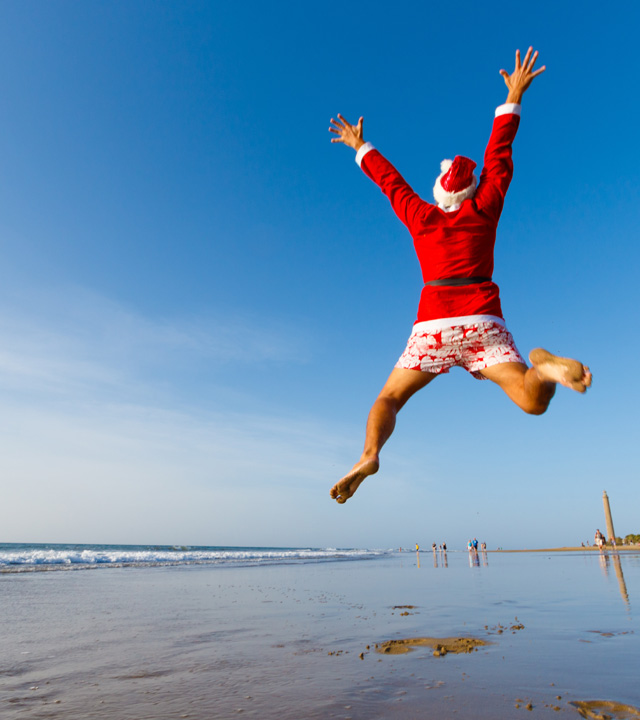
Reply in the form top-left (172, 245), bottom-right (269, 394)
top-left (494, 545), bottom-right (640, 552)
top-left (2, 551), bottom-right (640, 719)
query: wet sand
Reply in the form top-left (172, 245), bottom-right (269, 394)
top-left (496, 546), bottom-right (640, 553)
top-left (375, 635), bottom-right (489, 655)
top-left (2, 550), bottom-right (640, 719)
top-left (570, 700), bottom-right (640, 719)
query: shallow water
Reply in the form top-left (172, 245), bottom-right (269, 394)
top-left (1, 549), bottom-right (639, 719)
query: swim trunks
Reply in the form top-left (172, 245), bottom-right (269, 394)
top-left (395, 315), bottom-right (525, 379)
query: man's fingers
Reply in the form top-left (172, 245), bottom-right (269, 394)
top-left (509, 47), bottom-right (545, 84)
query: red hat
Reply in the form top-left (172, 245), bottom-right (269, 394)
top-left (433, 155), bottom-right (478, 207)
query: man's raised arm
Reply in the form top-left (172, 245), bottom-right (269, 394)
top-left (328, 113), bottom-right (425, 229)
top-left (474, 47), bottom-right (546, 216)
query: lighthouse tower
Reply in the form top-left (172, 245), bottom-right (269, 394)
top-left (603, 490), bottom-right (616, 543)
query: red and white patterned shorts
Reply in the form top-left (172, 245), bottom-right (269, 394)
top-left (395, 317), bottom-right (525, 379)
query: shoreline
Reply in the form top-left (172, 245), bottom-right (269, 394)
top-left (492, 545), bottom-right (640, 553)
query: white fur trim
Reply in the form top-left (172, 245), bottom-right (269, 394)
top-left (439, 202), bottom-right (461, 213)
top-left (410, 315), bottom-right (504, 335)
top-left (355, 142), bottom-right (375, 167)
top-left (495, 103), bottom-right (521, 117)
top-left (433, 171), bottom-right (477, 207)
top-left (440, 159), bottom-right (453, 173)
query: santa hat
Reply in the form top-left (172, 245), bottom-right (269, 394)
top-left (433, 155), bottom-right (478, 207)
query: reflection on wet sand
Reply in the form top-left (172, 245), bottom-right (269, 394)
top-left (612, 553), bottom-right (629, 606)
top-left (416, 548), bottom-right (449, 569)
top-left (598, 549), bottom-right (630, 606)
top-left (415, 548), bottom-right (493, 570)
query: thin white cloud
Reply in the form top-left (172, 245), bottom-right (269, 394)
top-left (0, 285), bottom-right (307, 400)
top-left (0, 286), bottom-right (354, 543)
top-left (0, 393), bottom-right (356, 545)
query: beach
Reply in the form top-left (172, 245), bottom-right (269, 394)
top-left (2, 548), bottom-right (640, 719)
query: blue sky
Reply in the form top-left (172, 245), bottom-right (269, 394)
top-left (0, 0), bottom-right (638, 549)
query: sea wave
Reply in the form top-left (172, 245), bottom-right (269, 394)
top-left (0, 544), bottom-right (389, 573)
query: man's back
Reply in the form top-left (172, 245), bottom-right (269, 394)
top-left (357, 107), bottom-right (521, 322)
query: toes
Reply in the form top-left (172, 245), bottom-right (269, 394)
top-left (563, 361), bottom-right (591, 393)
top-left (331, 482), bottom-right (351, 503)
top-left (575, 365), bottom-right (592, 392)
top-left (565, 373), bottom-right (586, 392)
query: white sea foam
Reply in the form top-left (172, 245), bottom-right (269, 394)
top-left (0, 544), bottom-right (388, 572)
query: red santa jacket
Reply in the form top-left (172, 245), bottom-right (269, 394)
top-left (356, 104), bottom-right (521, 323)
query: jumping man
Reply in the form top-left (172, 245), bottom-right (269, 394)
top-left (328, 48), bottom-right (591, 505)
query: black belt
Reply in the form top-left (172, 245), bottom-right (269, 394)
top-left (425, 276), bottom-right (491, 287)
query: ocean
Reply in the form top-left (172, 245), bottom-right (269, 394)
top-left (0, 542), bottom-right (388, 572)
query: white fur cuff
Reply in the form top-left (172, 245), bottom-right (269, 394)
top-left (495, 103), bottom-right (521, 117)
top-left (355, 142), bottom-right (375, 167)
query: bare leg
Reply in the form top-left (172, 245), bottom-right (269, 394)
top-left (330, 368), bottom-right (438, 504)
top-left (480, 348), bottom-right (591, 414)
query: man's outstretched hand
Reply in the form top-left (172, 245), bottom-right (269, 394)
top-left (500, 47), bottom-right (546, 104)
top-left (329, 114), bottom-right (365, 152)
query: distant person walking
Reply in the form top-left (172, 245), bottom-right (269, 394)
top-left (329, 48), bottom-right (591, 505)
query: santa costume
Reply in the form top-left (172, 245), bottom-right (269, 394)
top-left (354, 103), bottom-right (527, 377)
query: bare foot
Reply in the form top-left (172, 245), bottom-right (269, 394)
top-left (529, 348), bottom-right (592, 393)
top-left (330, 458), bottom-right (379, 504)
